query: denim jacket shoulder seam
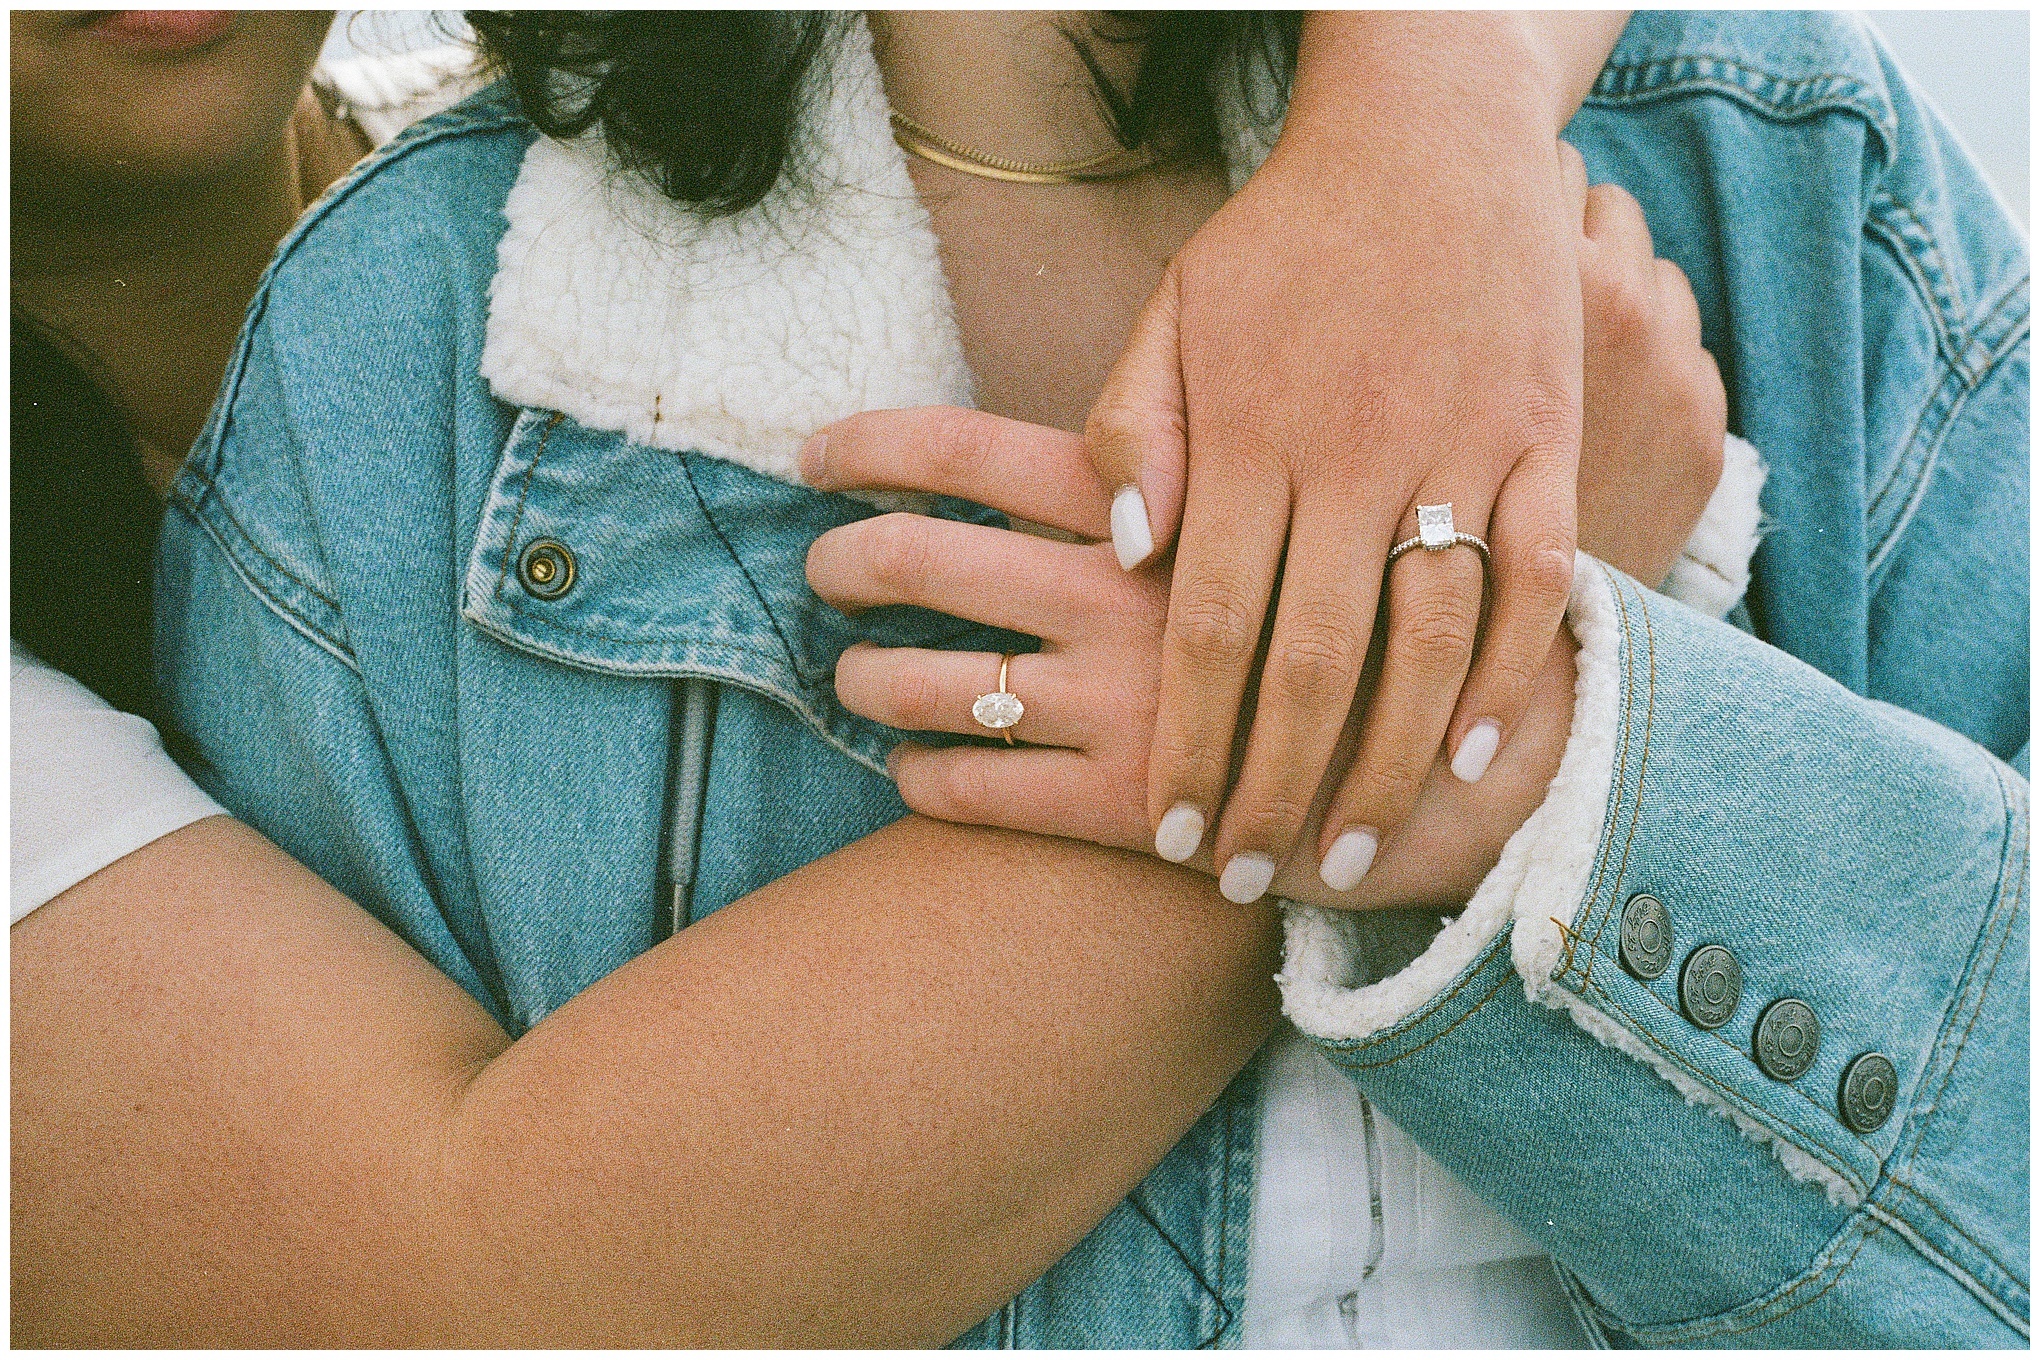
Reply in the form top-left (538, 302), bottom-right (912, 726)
top-left (166, 489), bottom-right (360, 675)
top-left (1867, 301), bottom-right (2029, 576)
top-left (1894, 788), bottom-right (2026, 1187)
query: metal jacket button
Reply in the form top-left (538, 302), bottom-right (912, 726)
top-left (1839, 1052), bottom-right (1898, 1132)
top-left (1753, 998), bottom-right (1820, 1081)
top-left (1678, 944), bottom-right (1741, 1030)
top-left (1618, 893), bottom-right (1672, 980)
top-left (518, 538), bottom-right (576, 599)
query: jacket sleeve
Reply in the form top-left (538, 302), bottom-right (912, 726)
top-left (1280, 13), bottom-right (2028, 1341)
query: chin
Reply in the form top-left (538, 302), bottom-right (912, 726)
top-left (13, 11), bottom-right (329, 189)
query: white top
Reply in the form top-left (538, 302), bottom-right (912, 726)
top-left (10, 642), bottom-right (224, 922)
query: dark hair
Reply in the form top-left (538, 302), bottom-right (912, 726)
top-left (10, 310), bottom-right (167, 726)
top-left (466, 11), bottom-right (1300, 216)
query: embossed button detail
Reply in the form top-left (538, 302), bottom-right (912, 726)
top-left (1839, 1052), bottom-right (1898, 1133)
top-left (1678, 944), bottom-right (1741, 1030)
top-left (1618, 893), bottom-right (1672, 980)
top-left (1753, 998), bottom-right (1820, 1081)
top-left (518, 538), bottom-right (576, 600)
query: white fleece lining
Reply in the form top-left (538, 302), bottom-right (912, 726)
top-left (1661, 433), bottom-right (1767, 619)
top-left (482, 19), bottom-right (973, 483)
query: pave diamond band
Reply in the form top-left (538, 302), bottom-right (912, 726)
top-left (972, 654), bottom-right (1023, 744)
top-left (1387, 502), bottom-right (1491, 569)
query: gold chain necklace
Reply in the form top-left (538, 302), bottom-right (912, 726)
top-left (889, 110), bottom-right (1154, 185)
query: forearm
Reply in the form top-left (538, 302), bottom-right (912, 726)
top-left (446, 815), bottom-right (1279, 1345)
top-left (14, 816), bottom-right (1277, 1346)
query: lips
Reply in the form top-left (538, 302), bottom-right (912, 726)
top-left (79, 11), bottom-right (237, 54)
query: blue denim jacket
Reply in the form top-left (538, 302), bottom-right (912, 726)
top-left (158, 12), bottom-right (2026, 1346)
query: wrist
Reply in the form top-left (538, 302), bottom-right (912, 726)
top-left (1288, 12), bottom-right (1573, 151)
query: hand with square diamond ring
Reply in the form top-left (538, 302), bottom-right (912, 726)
top-left (803, 174), bottom-right (1725, 906)
top-left (1074, 20), bottom-right (1643, 907)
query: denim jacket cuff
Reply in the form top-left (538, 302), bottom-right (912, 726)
top-left (1278, 549), bottom-right (1629, 1047)
top-left (1279, 434), bottom-right (1765, 1051)
top-left (1663, 433), bottom-right (1766, 619)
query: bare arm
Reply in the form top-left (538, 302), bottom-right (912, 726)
top-left (13, 813), bottom-right (1278, 1346)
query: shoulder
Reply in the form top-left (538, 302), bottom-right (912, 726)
top-left (215, 83), bottom-right (538, 436)
top-left (169, 89), bottom-right (538, 658)
top-left (262, 83), bottom-right (535, 309)
top-left (1592, 12), bottom-right (1896, 141)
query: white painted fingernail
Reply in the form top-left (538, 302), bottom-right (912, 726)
top-left (1452, 720), bottom-right (1503, 784)
top-left (1218, 852), bottom-right (1278, 904)
top-left (1154, 803), bottom-right (1205, 863)
top-left (1319, 827), bottom-right (1379, 893)
top-left (1111, 485), bottom-right (1154, 570)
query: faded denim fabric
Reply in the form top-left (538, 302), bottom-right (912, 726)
top-left (158, 11), bottom-right (2024, 1347)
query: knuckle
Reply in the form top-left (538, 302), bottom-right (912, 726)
top-left (1587, 180), bottom-right (1645, 225)
top-left (1474, 650), bottom-right (1545, 704)
top-left (1654, 255), bottom-right (1696, 304)
top-left (1510, 377), bottom-right (1579, 463)
top-left (1226, 792), bottom-right (1312, 844)
top-left (1153, 730), bottom-right (1230, 798)
top-left (929, 757), bottom-right (996, 823)
top-left (1170, 584), bottom-right (1261, 674)
top-left (926, 407), bottom-right (998, 486)
top-left (1392, 597), bottom-right (1478, 673)
top-left (1270, 621), bottom-right (1362, 708)
top-left (883, 666), bottom-right (942, 727)
top-left (1510, 538), bottom-right (1577, 604)
top-left (1355, 750), bottom-right (1431, 814)
top-left (865, 513), bottom-right (937, 592)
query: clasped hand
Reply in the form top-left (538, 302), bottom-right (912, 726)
top-left (803, 155), bottom-right (1725, 911)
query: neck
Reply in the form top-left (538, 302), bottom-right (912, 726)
top-left (12, 91), bottom-right (366, 488)
top-left (868, 11), bottom-right (1140, 164)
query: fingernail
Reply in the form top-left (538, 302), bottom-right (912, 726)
top-left (1111, 485), bottom-right (1154, 570)
top-left (1319, 827), bottom-right (1379, 893)
top-left (1452, 720), bottom-right (1503, 784)
top-left (799, 431), bottom-right (827, 483)
top-left (1154, 803), bottom-right (1205, 863)
top-left (1218, 852), bottom-right (1277, 904)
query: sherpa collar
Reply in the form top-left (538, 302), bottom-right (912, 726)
top-left (479, 16), bottom-right (1283, 483)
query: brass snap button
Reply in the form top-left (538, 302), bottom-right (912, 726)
top-left (518, 538), bottom-right (576, 600)
top-left (1838, 1052), bottom-right (1898, 1133)
top-left (1752, 997), bottom-right (1820, 1082)
top-left (1678, 944), bottom-right (1742, 1030)
top-left (1618, 893), bottom-right (1672, 980)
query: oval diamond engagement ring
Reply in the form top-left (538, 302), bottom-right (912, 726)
top-left (972, 654), bottom-right (1023, 744)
